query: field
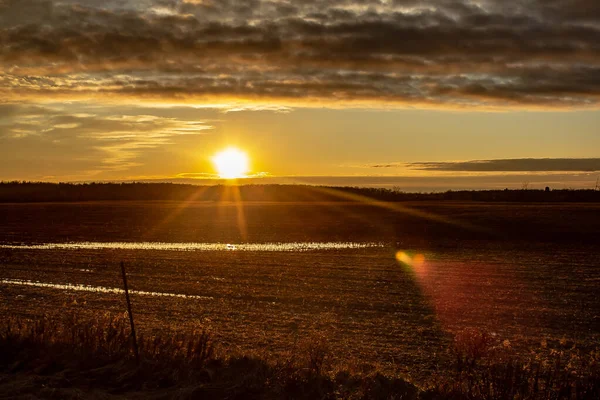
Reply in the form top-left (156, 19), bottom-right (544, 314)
top-left (1, 200), bottom-right (600, 391)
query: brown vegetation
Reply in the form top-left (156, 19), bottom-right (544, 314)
top-left (1, 313), bottom-right (599, 399)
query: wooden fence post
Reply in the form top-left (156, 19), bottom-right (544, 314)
top-left (121, 261), bottom-right (140, 364)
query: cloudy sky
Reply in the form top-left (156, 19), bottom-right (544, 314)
top-left (1, 0), bottom-right (599, 189)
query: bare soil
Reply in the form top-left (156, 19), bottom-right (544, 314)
top-left (1, 201), bottom-right (599, 381)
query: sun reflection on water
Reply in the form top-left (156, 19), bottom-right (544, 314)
top-left (1, 279), bottom-right (214, 301)
top-left (0, 241), bottom-right (383, 252)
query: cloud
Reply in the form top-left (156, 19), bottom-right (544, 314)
top-left (0, 0), bottom-right (598, 108)
top-left (175, 172), bottom-right (218, 179)
top-left (176, 171), bottom-right (271, 179)
top-left (0, 103), bottom-right (214, 174)
top-left (397, 158), bottom-right (600, 172)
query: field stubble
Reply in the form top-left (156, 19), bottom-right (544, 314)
top-left (1, 201), bottom-right (600, 382)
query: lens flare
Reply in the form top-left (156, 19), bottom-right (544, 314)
top-left (395, 251), bottom-right (426, 267)
top-left (396, 251), bottom-right (412, 265)
top-left (413, 253), bottom-right (426, 267)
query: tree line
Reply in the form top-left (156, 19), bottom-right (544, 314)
top-left (0, 181), bottom-right (599, 203)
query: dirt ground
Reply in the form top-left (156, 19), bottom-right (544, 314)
top-left (1, 201), bottom-right (599, 379)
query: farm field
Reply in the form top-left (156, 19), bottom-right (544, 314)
top-left (1, 201), bottom-right (600, 381)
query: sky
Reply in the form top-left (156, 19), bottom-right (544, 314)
top-left (0, 0), bottom-right (599, 190)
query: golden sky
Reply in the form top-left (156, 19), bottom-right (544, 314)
top-left (1, 0), bottom-right (599, 189)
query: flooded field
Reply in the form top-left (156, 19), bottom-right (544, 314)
top-left (0, 241), bottom-right (383, 252)
top-left (1, 201), bottom-right (599, 377)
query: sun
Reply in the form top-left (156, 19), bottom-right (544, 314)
top-left (212, 148), bottom-right (249, 179)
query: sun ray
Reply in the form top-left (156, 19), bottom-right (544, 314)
top-left (230, 184), bottom-right (248, 242)
top-left (142, 185), bottom-right (210, 240)
top-left (290, 181), bottom-right (490, 235)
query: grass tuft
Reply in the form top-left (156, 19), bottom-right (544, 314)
top-left (1, 314), bottom-right (600, 399)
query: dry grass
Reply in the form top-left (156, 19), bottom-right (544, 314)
top-left (427, 328), bottom-right (600, 399)
top-left (0, 312), bottom-right (420, 399)
top-left (1, 314), bottom-right (599, 399)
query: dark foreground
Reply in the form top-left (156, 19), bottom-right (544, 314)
top-left (2, 313), bottom-right (599, 399)
top-left (1, 200), bottom-right (600, 398)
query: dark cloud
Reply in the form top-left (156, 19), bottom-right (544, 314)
top-left (0, 0), bottom-right (599, 108)
top-left (396, 158), bottom-right (600, 172)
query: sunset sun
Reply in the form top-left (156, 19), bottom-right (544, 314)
top-left (212, 148), bottom-right (249, 179)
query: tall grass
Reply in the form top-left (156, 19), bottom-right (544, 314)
top-left (429, 328), bottom-right (600, 399)
top-left (0, 312), bottom-right (420, 399)
top-left (1, 315), bottom-right (599, 399)
top-left (1, 313), bottom-right (214, 368)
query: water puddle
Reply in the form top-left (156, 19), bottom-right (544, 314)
top-left (1, 279), bottom-right (213, 301)
top-left (0, 241), bottom-right (383, 252)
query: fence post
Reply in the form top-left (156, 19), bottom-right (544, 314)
top-left (121, 261), bottom-right (140, 364)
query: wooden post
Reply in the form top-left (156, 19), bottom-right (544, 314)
top-left (121, 261), bottom-right (140, 364)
